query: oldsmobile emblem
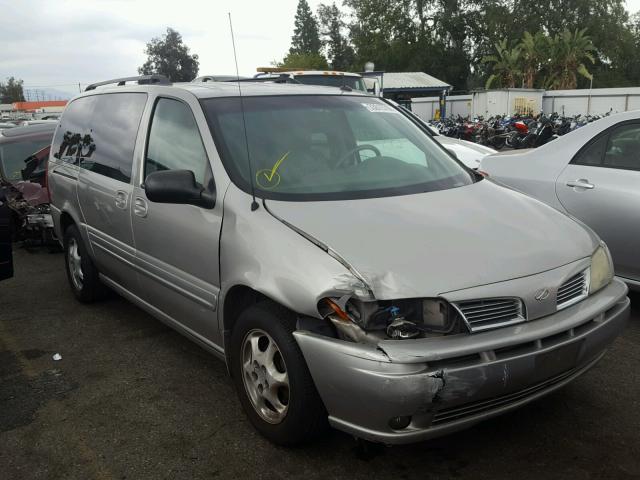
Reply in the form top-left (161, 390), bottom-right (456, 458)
top-left (534, 288), bottom-right (550, 301)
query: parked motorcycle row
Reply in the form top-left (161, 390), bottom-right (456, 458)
top-left (430, 111), bottom-right (612, 150)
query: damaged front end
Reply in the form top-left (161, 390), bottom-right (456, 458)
top-left (318, 295), bottom-right (467, 344)
top-left (1, 180), bottom-right (57, 246)
top-left (293, 278), bottom-right (630, 444)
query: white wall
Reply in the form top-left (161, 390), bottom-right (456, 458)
top-left (410, 97), bottom-right (439, 121)
top-left (411, 95), bottom-right (471, 120)
top-left (472, 89), bottom-right (544, 117)
top-left (542, 88), bottom-right (640, 116)
top-left (412, 87), bottom-right (640, 120)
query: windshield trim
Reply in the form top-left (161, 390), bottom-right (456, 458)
top-left (200, 94), bottom-right (477, 202)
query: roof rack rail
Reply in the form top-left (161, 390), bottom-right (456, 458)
top-left (85, 75), bottom-right (171, 91)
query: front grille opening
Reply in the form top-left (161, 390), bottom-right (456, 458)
top-left (428, 353), bottom-right (482, 370)
top-left (541, 331), bottom-right (570, 348)
top-left (454, 298), bottom-right (525, 333)
top-left (557, 271), bottom-right (588, 309)
top-left (431, 366), bottom-right (579, 425)
top-left (494, 341), bottom-right (537, 359)
top-left (573, 319), bottom-right (597, 337)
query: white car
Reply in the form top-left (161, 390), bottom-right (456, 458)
top-left (430, 128), bottom-right (497, 169)
top-left (480, 110), bottom-right (640, 289)
top-left (396, 107), bottom-right (497, 169)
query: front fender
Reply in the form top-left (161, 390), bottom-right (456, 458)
top-left (218, 184), bottom-right (359, 332)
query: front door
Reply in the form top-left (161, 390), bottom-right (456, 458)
top-left (556, 121), bottom-right (640, 282)
top-left (131, 96), bottom-right (223, 344)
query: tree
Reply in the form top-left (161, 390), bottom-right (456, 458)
top-left (483, 39), bottom-right (522, 88)
top-left (289, 0), bottom-right (323, 56)
top-left (138, 28), bottom-right (199, 82)
top-left (519, 31), bottom-right (549, 88)
top-left (277, 52), bottom-right (329, 70)
top-left (0, 77), bottom-right (26, 103)
top-left (546, 29), bottom-right (595, 89)
top-left (317, 3), bottom-right (355, 70)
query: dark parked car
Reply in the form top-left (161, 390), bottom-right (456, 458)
top-left (0, 123), bottom-right (56, 184)
top-left (0, 123), bottom-right (56, 244)
top-left (0, 189), bottom-right (13, 280)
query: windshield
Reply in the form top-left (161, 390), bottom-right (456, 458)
top-left (0, 139), bottom-right (51, 182)
top-left (203, 95), bottom-right (474, 201)
top-left (293, 75), bottom-right (367, 92)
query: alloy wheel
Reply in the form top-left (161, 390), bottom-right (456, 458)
top-left (241, 329), bottom-right (290, 424)
top-left (67, 237), bottom-right (84, 291)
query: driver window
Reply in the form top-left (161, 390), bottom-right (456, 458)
top-left (145, 98), bottom-right (209, 185)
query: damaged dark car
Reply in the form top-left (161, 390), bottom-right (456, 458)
top-left (0, 123), bottom-right (56, 245)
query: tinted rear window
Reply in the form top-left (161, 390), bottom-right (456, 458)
top-left (52, 93), bottom-right (147, 183)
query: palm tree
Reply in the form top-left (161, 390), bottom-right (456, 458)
top-left (519, 31), bottom-right (549, 89)
top-left (546, 29), bottom-right (595, 90)
top-left (483, 39), bottom-right (522, 89)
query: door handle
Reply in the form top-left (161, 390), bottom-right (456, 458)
top-left (566, 179), bottom-right (595, 190)
top-left (114, 190), bottom-right (128, 209)
top-left (134, 197), bottom-right (148, 218)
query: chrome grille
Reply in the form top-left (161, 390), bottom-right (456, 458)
top-left (557, 270), bottom-right (588, 309)
top-left (454, 298), bottom-right (525, 332)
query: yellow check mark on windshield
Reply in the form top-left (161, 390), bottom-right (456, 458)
top-left (263, 151), bottom-right (290, 181)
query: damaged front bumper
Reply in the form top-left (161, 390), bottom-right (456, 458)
top-left (294, 278), bottom-right (630, 444)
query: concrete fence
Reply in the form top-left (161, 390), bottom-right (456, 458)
top-left (411, 87), bottom-right (640, 121)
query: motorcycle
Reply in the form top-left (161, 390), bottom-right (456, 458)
top-left (521, 116), bottom-right (556, 148)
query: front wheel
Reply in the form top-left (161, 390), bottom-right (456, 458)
top-left (230, 302), bottom-right (327, 445)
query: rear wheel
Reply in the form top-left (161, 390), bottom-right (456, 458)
top-left (230, 302), bottom-right (327, 445)
top-left (63, 224), bottom-right (107, 302)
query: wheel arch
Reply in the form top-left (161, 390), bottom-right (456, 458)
top-left (221, 284), bottom-right (271, 365)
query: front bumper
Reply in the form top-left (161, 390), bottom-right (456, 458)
top-left (294, 278), bottom-right (630, 444)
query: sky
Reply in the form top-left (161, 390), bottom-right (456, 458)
top-left (1, 0), bottom-right (639, 100)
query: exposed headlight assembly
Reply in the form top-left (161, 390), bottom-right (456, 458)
top-left (320, 297), bottom-right (463, 342)
top-left (589, 243), bottom-right (614, 295)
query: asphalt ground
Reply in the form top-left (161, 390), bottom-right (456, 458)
top-left (1, 248), bottom-right (639, 480)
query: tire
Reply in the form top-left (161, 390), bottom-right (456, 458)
top-left (230, 301), bottom-right (328, 445)
top-left (492, 136), bottom-right (506, 150)
top-left (63, 224), bottom-right (107, 303)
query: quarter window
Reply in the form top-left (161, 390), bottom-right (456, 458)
top-left (572, 135), bottom-right (607, 166)
top-left (145, 98), bottom-right (208, 185)
top-left (53, 93), bottom-right (147, 183)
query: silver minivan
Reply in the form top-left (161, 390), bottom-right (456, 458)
top-left (49, 76), bottom-right (630, 445)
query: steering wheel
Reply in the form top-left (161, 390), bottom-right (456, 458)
top-left (335, 144), bottom-right (382, 169)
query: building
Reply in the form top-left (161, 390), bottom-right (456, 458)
top-left (362, 71), bottom-right (449, 111)
top-left (12, 100), bottom-right (67, 113)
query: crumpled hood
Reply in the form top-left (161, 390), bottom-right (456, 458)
top-left (266, 180), bottom-right (598, 299)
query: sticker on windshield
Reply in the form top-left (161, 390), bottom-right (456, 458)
top-left (361, 103), bottom-right (399, 114)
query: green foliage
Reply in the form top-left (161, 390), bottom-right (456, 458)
top-left (277, 52), bottom-right (329, 70)
top-left (289, 0), bottom-right (323, 56)
top-left (138, 28), bottom-right (199, 82)
top-left (0, 77), bottom-right (25, 103)
top-left (546, 29), bottom-right (595, 89)
top-left (482, 28), bottom-right (595, 90)
top-left (482, 39), bottom-right (522, 88)
top-left (317, 3), bottom-right (355, 71)
top-left (279, 0), bottom-right (640, 91)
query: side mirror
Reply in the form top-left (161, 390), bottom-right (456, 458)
top-left (144, 170), bottom-right (215, 209)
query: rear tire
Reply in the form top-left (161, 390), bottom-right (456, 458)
top-left (230, 302), bottom-right (328, 445)
top-left (63, 224), bottom-right (107, 302)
